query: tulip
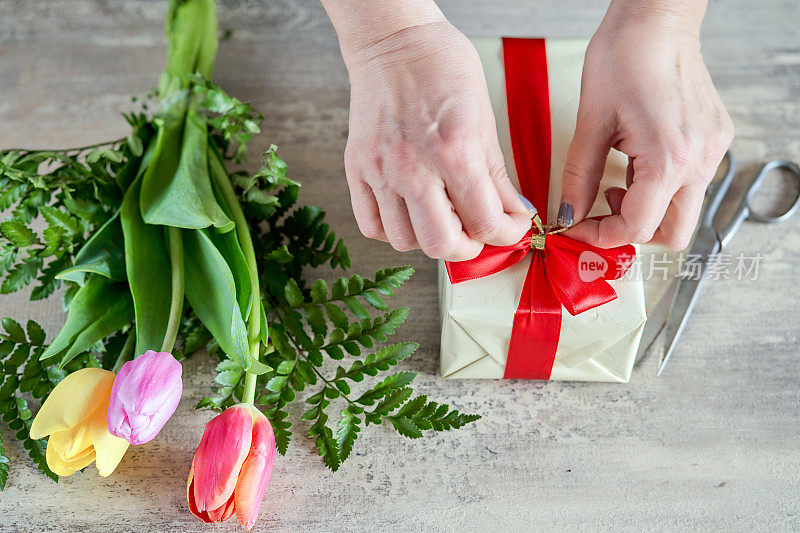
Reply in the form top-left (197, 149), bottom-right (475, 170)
top-left (29, 368), bottom-right (129, 477)
top-left (188, 404), bottom-right (276, 529)
top-left (106, 350), bottom-right (183, 445)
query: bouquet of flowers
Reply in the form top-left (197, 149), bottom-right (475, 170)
top-left (0, 0), bottom-right (478, 527)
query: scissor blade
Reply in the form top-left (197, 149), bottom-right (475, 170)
top-left (635, 278), bottom-right (678, 363)
top-left (657, 227), bottom-right (721, 376)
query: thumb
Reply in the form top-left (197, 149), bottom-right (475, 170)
top-left (559, 105), bottom-right (614, 226)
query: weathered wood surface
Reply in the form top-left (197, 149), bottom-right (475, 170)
top-left (0, 1), bottom-right (798, 531)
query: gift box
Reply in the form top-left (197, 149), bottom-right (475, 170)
top-left (439, 37), bottom-right (649, 381)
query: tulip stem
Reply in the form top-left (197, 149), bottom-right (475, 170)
top-left (112, 329), bottom-right (136, 373)
top-left (162, 226), bottom-right (184, 353)
top-left (208, 146), bottom-right (262, 405)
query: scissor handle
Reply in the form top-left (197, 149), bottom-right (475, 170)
top-left (718, 159), bottom-right (800, 248)
top-left (701, 151), bottom-right (737, 229)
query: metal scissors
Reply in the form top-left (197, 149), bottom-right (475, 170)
top-left (656, 152), bottom-right (800, 375)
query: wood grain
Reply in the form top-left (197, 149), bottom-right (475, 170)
top-left (0, 1), bottom-right (798, 531)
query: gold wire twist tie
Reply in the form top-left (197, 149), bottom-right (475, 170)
top-left (530, 214), bottom-right (567, 250)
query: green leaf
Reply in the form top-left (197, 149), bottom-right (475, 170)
top-left (247, 357), bottom-right (272, 375)
top-left (183, 229), bottom-right (251, 370)
top-left (395, 395), bottom-right (428, 418)
top-left (7, 344), bottom-right (30, 367)
top-left (347, 274), bottom-right (364, 295)
top-left (140, 102), bottom-right (233, 231)
top-left (29, 256), bottom-right (68, 301)
top-left (369, 387), bottom-right (414, 421)
top-left (206, 222), bottom-right (252, 321)
top-left (324, 344), bottom-right (344, 360)
top-left (331, 278), bottom-right (347, 299)
top-left (39, 206), bottom-right (81, 236)
top-left (266, 375), bottom-right (288, 392)
top-left (343, 296), bottom-right (369, 320)
top-left (264, 245), bottom-right (293, 264)
top-left (389, 417), bottom-right (423, 439)
top-left (39, 276), bottom-right (133, 368)
top-left (310, 279), bottom-right (328, 303)
top-left (342, 343), bottom-right (417, 381)
top-left (120, 178), bottom-right (171, 354)
top-left (0, 432), bottom-right (9, 490)
top-left (1, 318), bottom-right (26, 343)
top-left (127, 133), bottom-right (144, 157)
top-left (304, 305), bottom-right (327, 336)
top-left (295, 360), bottom-right (317, 385)
top-left (0, 220), bottom-right (38, 247)
top-left (40, 226), bottom-right (66, 257)
top-left (361, 290), bottom-right (388, 310)
top-left (56, 211), bottom-right (126, 284)
top-left (86, 148), bottom-right (123, 164)
top-left (336, 408), bottom-right (361, 462)
top-left (280, 309), bottom-right (313, 350)
top-left (284, 279), bottom-right (303, 307)
top-left (0, 246), bottom-right (17, 277)
top-left (258, 301), bottom-right (269, 346)
top-left (356, 371), bottom-right (417, 406)
top-left (26, 320), bottom-right (46, 345)
top-left (312, 417), bottom-right (340, 472)
top-left (215, 369), bottom-right (244, 387)
top-left (0, 341), bottom-right (13, 359)
top-left (0, 183), bottom-right (25, 212)
top-left (323, 303), bottom-right (348, 330)
top-left (392, 396), bottom-right (481, 433)
top-left (1, 257), bottom-right (42, 294)
top-left (269, 409), bottom-right (292, 455)
top-left (369, 266), bottom-right (414, 296)
top-left (276, 360), bottom-right (296, 375)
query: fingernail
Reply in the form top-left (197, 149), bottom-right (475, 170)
top-left (557, 202), bottom-right (573, 227)
top-left (518, 194), bottom-right (537, 218)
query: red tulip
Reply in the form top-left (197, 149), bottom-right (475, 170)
top-left (187, 404), bottom-right (276, 529)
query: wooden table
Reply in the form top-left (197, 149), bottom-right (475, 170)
top-left (1, 1), bottom-right (798, 530)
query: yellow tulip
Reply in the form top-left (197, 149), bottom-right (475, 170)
top-left (29, 368), bottom-right (129, 477)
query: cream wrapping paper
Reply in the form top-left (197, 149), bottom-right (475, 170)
top-left (439, 37), bottom-right (648, 381)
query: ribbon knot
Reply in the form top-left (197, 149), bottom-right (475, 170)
top-left (529, 214), bottom-right (566, 250)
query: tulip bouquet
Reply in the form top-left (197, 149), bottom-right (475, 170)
top-left (0, 0), bottom-right (479, 527)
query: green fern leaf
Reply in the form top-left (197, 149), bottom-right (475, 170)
top-left (336, 408), bottom-right (361, 462)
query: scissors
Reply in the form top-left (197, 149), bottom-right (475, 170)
top-left (655, 152), bottom-right (800, 375)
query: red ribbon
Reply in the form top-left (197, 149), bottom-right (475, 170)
top-left (444, 38), bottom-right (636, 379)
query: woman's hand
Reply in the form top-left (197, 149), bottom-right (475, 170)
top-left (327, 10), bottom-right (531, 260)
top-left (561, 0), bottom-right (734, 250)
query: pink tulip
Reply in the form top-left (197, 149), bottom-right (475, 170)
top-left (106, 350), bottom-right (183, 445)
top-left (187, 404), bottom-right (276, 529)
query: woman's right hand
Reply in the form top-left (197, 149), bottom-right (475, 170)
top-left (337, 20), bottom-right (531, 260)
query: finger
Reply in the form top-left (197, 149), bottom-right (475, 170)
top-left (626, 157), bottom-right (635, 188)
top-left (372, 188), bottom-right (419, 252)
top-left (405, 183), bottom-right (483, 261)
top-left (446, 163), bottom-right (530, 247)
top-left (485, 137), bottom-right (531, 217)
top-left (564, 186), bottom-right (624, 242)
top-left (604, 186), bottom-right (625, 215)
top-left (560, 105), bottom-right (615, 224)
top-left (348, 178), bottom-right (388, 242)
top-left (565, 162), bottom-right (680, 248)
top-left (650, 183), bottom-right (705, 250)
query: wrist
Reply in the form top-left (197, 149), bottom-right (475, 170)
top-left (321, 0), bottom-right (447, 68)
top-left (604, 0), bottom-right (707, 39)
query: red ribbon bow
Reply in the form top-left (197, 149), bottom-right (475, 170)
top-left (444, 37), bottom-right (636, 379)
top-left (446, 230), bottom-right (635, 379)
